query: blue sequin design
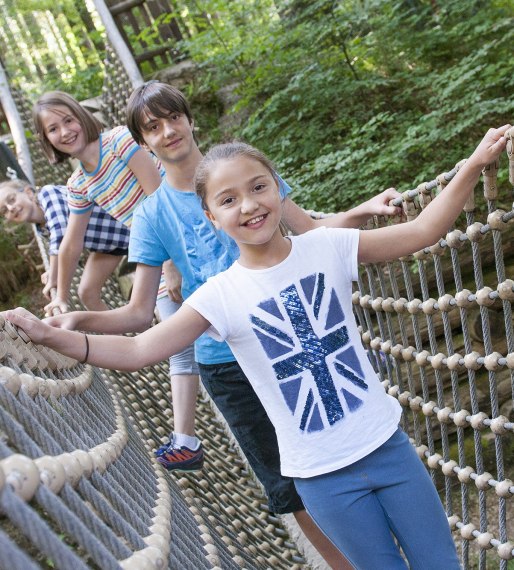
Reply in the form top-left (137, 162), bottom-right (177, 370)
top-left (251, 272), bottom-right (368, 433)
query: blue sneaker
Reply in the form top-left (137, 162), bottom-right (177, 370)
top-left (154, 438), bottom-right (172, 458)
top-left (156, 442), bottom-right (204, 471)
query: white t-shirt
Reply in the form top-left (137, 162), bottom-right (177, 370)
top-left (186, 227), bottom-right (402, 478)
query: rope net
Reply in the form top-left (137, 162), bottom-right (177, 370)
top-left (0, 272), bottom-right (309, 569)
top-left (348, 132), bottom-right (514, 570)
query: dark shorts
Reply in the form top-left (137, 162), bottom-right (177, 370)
top-left (103, 247), bottom-right (128, 256)
top-left (199, 360), bottom-right (304, 515)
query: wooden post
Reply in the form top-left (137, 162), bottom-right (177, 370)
top-left (0, 60), bottom-right (34, 184)
top-left (91, 0), bottom-right (144, 88)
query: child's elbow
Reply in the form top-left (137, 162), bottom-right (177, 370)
top-left (126, 306), bottom-right (155, 332)
top-left (133, 315), bottom-right (154, 333)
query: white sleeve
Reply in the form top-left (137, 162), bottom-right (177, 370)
top-left (324, 227), bottom-right (360, 282)
top-left (185, 277), bottom-right (229, 341)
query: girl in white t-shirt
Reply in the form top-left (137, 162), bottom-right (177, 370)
top-left (7, 124), bottom-right (511, 569)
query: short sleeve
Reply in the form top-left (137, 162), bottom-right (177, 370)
top-left (110, 126), bottom-right (140, 165)
top-left (325, 227), bottom-right (360, 282)
top-left (128, 207), bottom-right (170, 267)
top-left (38, 185), bottom-right (69, 255)
top-left (67, 170), bottom-right (94, 214)
top-left (185, 279), bottom-right (227, 341)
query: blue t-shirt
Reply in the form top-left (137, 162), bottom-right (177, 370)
top-left (128, 175), bottom-right (291, 364)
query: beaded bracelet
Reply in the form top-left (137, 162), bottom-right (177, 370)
top-left (80, 334), bottom-right (90, 365)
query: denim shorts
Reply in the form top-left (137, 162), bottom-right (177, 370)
top-left (199, 360), bottom-right (304, 515)
top-left (155, 296), bottom-right (199, 375)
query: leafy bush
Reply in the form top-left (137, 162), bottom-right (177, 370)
top-left (0, 222), bottom-right (38, 306)
top-left (181, 0), bottom-right (514, 211)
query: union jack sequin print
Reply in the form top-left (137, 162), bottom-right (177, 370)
top-left (250, 273), bottom-right (368, 433)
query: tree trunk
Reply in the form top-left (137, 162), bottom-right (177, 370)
top-left (92, 0), bottom-right (144, 88)
top-left (0, 59), bottom-right (34, 184)
top-left (74, 0), bottom-right (106, 53)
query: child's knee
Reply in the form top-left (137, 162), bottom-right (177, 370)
top-left (77, 281), bottom-right (102, 308)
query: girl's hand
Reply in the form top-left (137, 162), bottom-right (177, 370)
top-left (41, 273), bottom-right (57, 299)
top-left (360, 187), bottom-right (403, 218)
top-left (44, 297), bottom-right (68, 317)
top-left (163, 260), bottom-right (183, 304)
top-left (3, 307), bottom-right (49, 345)
top-left (43, 312), bottom-right (81, 330)
top-left (467, 124), bottom-right (512, 170)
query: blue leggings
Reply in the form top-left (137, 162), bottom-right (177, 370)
top-left (294, 429), bottom-right (461, 570)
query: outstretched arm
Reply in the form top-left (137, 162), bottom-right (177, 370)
top-left (358, 125), bottom-right (511, 264)
top-left (44, 211), bottom-right (91, 316)
top-left (45, 263), bottom-right (161, 333)
top-left (282, 187), bottom-right (402, 234)
top-left (4, 304), bottom-right (210, 372)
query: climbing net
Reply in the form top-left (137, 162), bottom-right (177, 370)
top-left (1, 37), bottom-right (514, 565)
top-left (0, 276), bottom-right (310, 569)
top-left (348, 129), bottom-right (514, 570)
top-left (0, 132), bottom-right (512, 569)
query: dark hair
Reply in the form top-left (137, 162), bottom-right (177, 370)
top-left (126, 81), bottom-right (194, 145)
top-left (32, 91), bottom-right (103, 164)
top-left (194, 141), bottom-right (277, 210)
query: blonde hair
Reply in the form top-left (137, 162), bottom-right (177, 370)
top-left (32, 91), bottom-right (103, 164)
top-left (0, 179), bottom-right (31, 194)
top-left (194, 141), bottom-right (278, 210)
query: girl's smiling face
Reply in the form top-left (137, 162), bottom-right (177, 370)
top-left (39, 105), bottom-right (87, 158)
top-left (204, 156), bottom-right (283, 247)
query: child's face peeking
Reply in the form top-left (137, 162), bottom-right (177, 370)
top-left (39, 105), bottom-right (87, 158)
top-left (0, 186), bottom-right (44, 224)
top-left (204, 156), bottom-right (283, 247)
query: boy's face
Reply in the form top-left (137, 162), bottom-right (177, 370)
top-left (139, 110), bottom-right (196, 165)
top-left (0, 186), bottom-right (44, 224)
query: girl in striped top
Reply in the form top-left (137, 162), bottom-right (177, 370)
top-left (32, 90), bottom-right (163, 316)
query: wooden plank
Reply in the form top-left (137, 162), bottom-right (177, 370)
top-left (134, 44), bottom-right (173, 62)
top-left (109, 0), bottom-right (146, 16)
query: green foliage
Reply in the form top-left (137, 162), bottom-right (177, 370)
top-left (244, 0), bottom-right (514, 210)
top-left (177, 0), bottom-right (514, 211)
top-left (1, 0), bottom-right (513, 212)
top-left (0, 0), bottom-right (104, 101)
top-left (0, 222), bottom-right (37, 307)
